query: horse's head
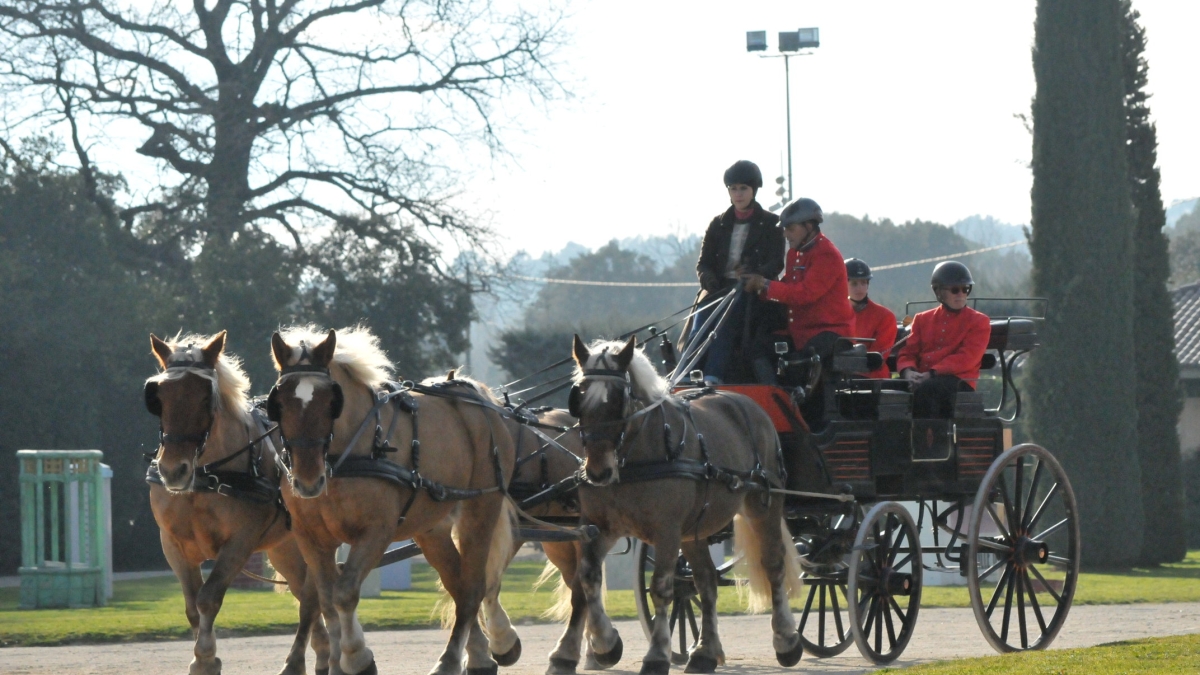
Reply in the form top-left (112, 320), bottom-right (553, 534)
top-left (269, 329), bottom-right (344, 498)
top-left (145, 332), bottom-right (226, 492)
top-left (571, 334), bottom-right (638, 487)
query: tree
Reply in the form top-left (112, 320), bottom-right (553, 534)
top-left (0, 143), bottom-right (168, 574)
top-left (1028, 0), bottom-right (1144, 567)
top-left (0, 0), bottom-right (561, 257)
top-left (1121, 0), bottom-right (1187, 564)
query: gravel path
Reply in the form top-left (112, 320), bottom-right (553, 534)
top-left (3, 603), bottom-right (1198, 674)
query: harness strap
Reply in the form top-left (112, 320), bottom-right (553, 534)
top-left (332, 456), bottom-right (500, 502)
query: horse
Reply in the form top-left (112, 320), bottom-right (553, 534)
top-left (144, 331), bottom-right (329, 675)
top-left (564, 335), bottom-right (805, 675)
top-left (268, 326), bottom-right (517, 675)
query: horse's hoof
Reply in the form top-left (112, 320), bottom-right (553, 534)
top-left (467, 667), bottom-right (499, 675)
top-left (354, 660), bottom-right (378, 675)
top-left (776, 637), bottom-right (804, 668)
top-left (493, 636), bottom-right (522, 667)
top-left (548, 657), bottom-right (578, 675)
top-left (639, 660), bottom-right (671, 675)
top-left (684, 653), bottom-right (718, 674)
top-left (591, 635), bottom-right (623, 669)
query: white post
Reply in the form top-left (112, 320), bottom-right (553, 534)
top-left (379, 541), bottom-right (412, 591)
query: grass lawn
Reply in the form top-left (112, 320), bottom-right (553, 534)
top-left (1, 550), bottom-right (1197, 648)
top-left (877, 633), bottom-right (1200, 674)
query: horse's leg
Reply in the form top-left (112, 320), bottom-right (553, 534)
top-left (544, 541), bottom-right (587, 675)
top-left (679, 540), bottom-right (723, 673)
top-left (455, 497), bottom-right (508, 675)
top-left (746, 500), bottom-right (802, 667)
top-left (299, 540), bottom-right (345, 675)
top-left (640, 530), bottom-right (682, 675)
top-left (578, 534), bottom-right (623, 671)
top-left (266, 538), bottom-right (330, 675)
top-left (191, 538), bottom-right (256, 675)
top-left (333, 532), bottom-right (390, 675)
top-left (414, 527), bottom-right (468, 675)
top-left (479, 541), bottom-right (521, 667)
top-left (161, 533), bottom-right (204, 648)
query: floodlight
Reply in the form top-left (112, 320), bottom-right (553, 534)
top-left (778, 31), bottom-right (800, 53)
top-left (746, 31), bottom-right (767, 52)
top-left (797, 27), bottom-right (820, 49)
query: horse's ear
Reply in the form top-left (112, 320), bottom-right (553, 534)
top-left (614, 335), bottom-right (637, 370)
top-left (271, 332), bottom-right (290, 370)
top-left (200, 330), bottom-right (226, 368)
top-left (446, 369), bottom-right (456, 381)
top-left (312, 329), bottom-right (337, 368)
top-left (150, 334), bottom-right (172, 369)
top-left (572, 334), bottom-right (590, 367)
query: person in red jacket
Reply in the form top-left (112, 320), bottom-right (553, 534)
top-left (743, 198), bottom-right (854, 422)
top-left (846, 258), bottom-right (897, 379)
top-left (897, 261), bottom-right (991, 418)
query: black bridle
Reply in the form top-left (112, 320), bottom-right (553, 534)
top-left (155, 358), bottom-right (218, 465)
top-left (269, 363), bottom-right (340, 477)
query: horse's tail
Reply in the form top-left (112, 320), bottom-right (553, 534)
top-left (733, 514), bottom-right (804, 613)
top-left (535, 558), bottom-right (574, 621)
top-left (485, 498), bottom-right (518, 597)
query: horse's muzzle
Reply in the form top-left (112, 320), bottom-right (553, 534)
top-left (159, 462), bottom-right (194, 493)
top-left (585, 465), bottom-right (619, 487)
top-left (291, 474), bottom-right (327, 499)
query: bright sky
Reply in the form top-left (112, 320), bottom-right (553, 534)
top-left (467, 0), bottom-right (1200, 257)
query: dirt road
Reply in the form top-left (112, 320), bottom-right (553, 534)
top-left (3, 603), bottom-right (1198, 674)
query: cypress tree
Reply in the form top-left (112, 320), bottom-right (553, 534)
top-left (1121, 0), bottom-right (1187, 564)
top-left (1029, 0), bottom-right (1144, 567)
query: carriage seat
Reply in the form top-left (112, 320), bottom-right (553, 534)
top-left (988, 318), bottom-right (1039, 351)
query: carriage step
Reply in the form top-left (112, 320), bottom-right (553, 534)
top-left (519, 525), bottom-right (599, 543)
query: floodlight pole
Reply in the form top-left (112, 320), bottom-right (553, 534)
top-left (784, 54), bottom-right (793, 203)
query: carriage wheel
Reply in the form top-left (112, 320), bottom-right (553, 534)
top-left (633, 540), bottom-right (739, 665)
top-left (967, 443), bottom-right (1079, 653)
top-left (846, 502), bottom-right (922, 664)
top-left (795, 573), bottom-right (853, 657)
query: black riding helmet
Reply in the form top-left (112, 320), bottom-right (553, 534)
top-left (723, 160), bottom-right (763, 191)
top-left (845, 258), bottom-right (872, 280)
top-left (780, 198), bottom-right (823, 228)
top-left (930, 261), bottom-right (974, 288)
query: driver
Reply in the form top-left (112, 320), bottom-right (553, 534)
top-left (896, 261), bottom-right (991, 418)
top-left (690, 160), bottom-right (785, 385)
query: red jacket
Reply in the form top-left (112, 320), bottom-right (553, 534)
top-left (897, 305), bottom-right (991, 387)
top-left (762, 234), bottom-right (854, 348)
top-left (852, 299), bottom-right (898, 379)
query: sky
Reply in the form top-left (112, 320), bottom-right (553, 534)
top-left (464, 0), bottom-right (1200, 257)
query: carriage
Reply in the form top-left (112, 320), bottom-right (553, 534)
top-left (623, 296), bottom-right (1080, 665)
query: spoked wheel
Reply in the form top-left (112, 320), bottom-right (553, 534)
top-left (847, 502), bottom-right (922, 664)
top-left (634, 540), bottom-right (739, 665)
top-left (967, 443), bottom-right (1080, 653)
top-left (795, 573), bottom-right (853, 657)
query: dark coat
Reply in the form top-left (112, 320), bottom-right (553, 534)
top-left (695, 202), bottom-right (784, 295)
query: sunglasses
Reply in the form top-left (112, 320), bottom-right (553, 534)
top-left (944, 286), bottom-right (972, 296)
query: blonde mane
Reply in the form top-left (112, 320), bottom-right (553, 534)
top-left (277, 324), bottom-right (394, 388)
top-left (573, 339), bottom-right (670, 404)
top-left (146, 332), bottom-right (252, 423)
top-left (420, 371), bottom-right (504, 406)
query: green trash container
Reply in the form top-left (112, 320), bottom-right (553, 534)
top-left (18, 450), bottom-right (109, 608)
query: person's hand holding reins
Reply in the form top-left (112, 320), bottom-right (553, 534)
top-left (741, 273), bottom-right (767, 294)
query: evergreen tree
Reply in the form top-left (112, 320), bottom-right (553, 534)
top-left (1028, 0), bottom-right (1144, 567)
top-left (1121, 0), bottom-right (1187, 564)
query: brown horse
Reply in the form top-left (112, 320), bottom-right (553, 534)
top-left (564, 336), bottom-right (804, 675)
top-left (144, 331), bottom-right (328, 675)
top-left (269, 327), bottom-right (516, 675)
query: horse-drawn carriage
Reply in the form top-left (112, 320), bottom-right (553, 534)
top-left (140, 291), bottom-right (1077, 675)
top-left (625, 296), bottom-right (1079, 665)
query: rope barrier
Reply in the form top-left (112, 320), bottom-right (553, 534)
top-left (504, 240), bottom-right (1026, 287)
